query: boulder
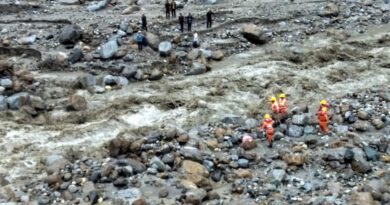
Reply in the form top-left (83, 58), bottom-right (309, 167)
top-left (200, 49), bottom-right (212, 59)
top-left (68, 48), bottom-right (83, 64)
top-left (363, 146), bottom-right (379, 161)
top-left (149, 69), bottom-right (163, 81)
top-left (116, 188), bottom-right (143, 205)
top-left (271, 169), bottom-right (286, 185)
top-left (0, 78), bottom-right (12, 89)
top-left (45, 155), bottom-right (71, 174)
top-left (87, 0), bottom-right (111, 12)
top-left (241, 24), bottom-right (272, 44)
top-left (187, 49), bottom-right (200, 60)
top-left (351, 148), bottom-right (371, 173)
top-left (6, 92), bottom-right (30, 110)
top-left (318, 3), bottom-right (339, 17)
top-left (116, 76), bottom-right (129, 86)
top-left (73, 74), bottom-right (96, 89)
top-left (233, 169), bottom-right (252, 178)
top-left (18, 35), bottom-right (36, 45)
top-left (371, 119), bottom-right (385, 129)
top-left (349, 192), bottom-right (375, 205)
top-left (185, 189), bottom-right (207, 205)
top-left (182, 160), bottom-right (208, 177)
top-left (100, 40), bottom-right (118, 59)
top-left (67, 94), bottom-right (88, 111)
top-left (287, 124), bottom-right (304, 138)
top-left (121, 65), bottom-right (138, 78)
top-left (158, 41), bottom-right (173, 57)
top-left (145, 32), bottom-right (160, 51)
top-left (353, 120), bottom-right (370, 131)
top-left (211, 50), bottom-right (224, 61)
top-left (283, 153), bottom-right (306, 166)
top-left (59, 24), bottom-right (82, 45)
top-left (185, 62), bottom-right (207, 75)
top-left (357, 110), bottom-right (369, 120)
top-left (292, 114), bottom-right (308, 126)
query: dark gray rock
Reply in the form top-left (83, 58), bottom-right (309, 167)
top-left (121, 65), bottom-right (138, 78)
top-left (162, 153), bottom-right (175, 166)
top-left (68, 48), bottom-right (83, 64)
top-left (100, 40), bottom-right (118, 59)
top-left (123, 53), bottom-right (135, 62)
top-left (6, 92), bottom-right (30, 110)
top-left (158, 41), bottom-right (173, 57)
top-left (180, 146), bottom-right (203, 162)
top-left (287, 124), bottom-right (304, 137)
top-left (103, 75), bottom-right (117, 86)
top-left (150, 156), bottom-right (166, 172)
top-left (116, 76), bottom-right (129, 86)
top-left (221, 115), bottom-right (244, 125)
top-left (271, 169), bottom-right (286, 186)
top-left (128, 159), bottom-right (146, 174)
top-left (113, 177), bottom-right (128, 187)
top-left (363, 146), bottom-right (379, 161)
top-left (211, 169), bottom-right (222, 182)
top-left (59, 24), bottom-right (82, 45)
top-left (88, 191), bottom-right (99, 204)
top-left (149, 69), bottom-right (163, 81)
top-left (292, 114), bottom-right (308, 126)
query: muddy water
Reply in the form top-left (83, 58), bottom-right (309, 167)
top-left (1, 25), bottom-right (390, 185)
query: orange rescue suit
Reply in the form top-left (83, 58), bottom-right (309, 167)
top-left (278, 98), bottom-right (287, 114)
top-left (261, 118), bottom-right (274, 143)
top-left (271, 101), bottom-right (279, 113)
top-left (317, 109), bottom-right (328, 134)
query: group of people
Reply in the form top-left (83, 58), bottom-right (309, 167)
top-left (249, 94), bottom-right (330, 148)
top-left (165, 0), bottom-right (177, 18)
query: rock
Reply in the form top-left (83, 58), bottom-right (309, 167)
top-left (234, 169), bottom-right (252, 178)
top-left (68, 48), bottom-right (83, 64)
top-left (88, 191), bottom-right (99, 204)
top-left (362, 0), bottom-right (373, 6)
top-left (67, 94), bottom-right (88, 111)
top-left (132, 198), bottom-right (146, 205)
top-left (181, 146), bottom-right (203, 162)
top-left (352, 157), bottom-right (371, 174)
top-left (185, 189), bottom-right (207, 204)
top-left (59, 24), bottom-right (82, 45)
top-left (128, 159), bottom-right (146, 174)
top-left (0, 95), bottom-right (7, 110)
top-left (116, 188), bottom-right (142, 205)
top-left (82, 181), bottom-right (95, 197)
top-left (103, 75), bottom-right (117, 86)
top-left (0, 87), bottom-right (4, 95)
top-left (123, 53), bottom-right (135, 62)
top-left (371, 119), bottom-right (385, 129)
top-left (205, 139), bottom-right (218, 149)
top-left (186, 62), bottom-right (207, 75)
top-left (87, 0), bottom-right (110, 12)
top-left (241, 24), bottom-right (272, 44)
top-left (149, 69), bottom-right (163, 81)
top-left (271, 169), bottom-right (286, 185)
top-left (145, 32), bottom-right (160, 51)
top-left (283, 153), bottom-right (306, 166)
top-left (353, 120), bottom-right (369, 131)
top-left (116, 76), bottom-right (129, 86)
top-left (318, 3), bottom-right (339, 17)
top-left (363, 146), bottom-right (379, 161)
top-left (121, 65), bottom-right (138, 78)
top-left (73, 74), bottom-right (96, 89)
top-left (237, 159), bottom-right (249, 168)
top-left (211, 50), bottom-right (224, 61)
top-left (292, 114), bottom-right (308, 126)
top-left (182, 160), bottom-right (209, 177)
top-left (68, 184), bottom-right (78, 193)
top-left (18, 35), bottom-right (36, 45)
top-left (357, 110), bottom-right (369, 120)
top-left (287, 124), bottom-right (304, 138)
top-left (200, 49), bottom-right (212, 59)
top-left (45, 174), bottom-right (62, 186)
top-left (100, 40), bottom-right (118, 59)
top-left (349, 192), bottom-right (375, 205)
top-left (38, 196), bottom-right (51, 204)
top-left (113, 177), bottom-right (128, 187)
top-left (150, 157), bottom-right (166, 172)
top-left (59, 0), bottom-right (80, 5)
top-left (159, 189), bottom-right (169, 198)
top-left (158, 41), bottom-right (172, 57)
top-left (0, 78), bottom-right (12, 89)
top-left (177, 134), bottom-right (189, 144)
top-left (381, 155), bottom-right (390, 163)
top-left (187, 49), bottom-right (200, 60)
top-left (6, 92), bottom-right (30, 110)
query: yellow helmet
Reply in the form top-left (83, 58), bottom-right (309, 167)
top-left (270, 96), bottom-right (276, 102)
top-left (264, 114), bottom-right (271, 119)
top-left (320, 100), bottom-right (327, 105)
top-left (279, 93), bottom-right (286, 98)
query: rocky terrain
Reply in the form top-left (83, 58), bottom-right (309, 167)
top-left (0, 0), bottom-right (390, 204)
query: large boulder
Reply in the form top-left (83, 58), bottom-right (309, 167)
top-left (158, 41), bottom-right (173, 57)
top-left (0, 78), bottom-right (12, 89)
top-left (145, 32), bottom-right (160, 51)
top-left (87, 0), bottom-right (111, 12)
top-left (283, 153), bottom-right (306, 166)
top-left (6, 92), bottom-right (30, 110)
top-left (100, 40), bottom-right (118, 59)
top-left (241, 24), bottom-right (272, 44)
top-left (121, 65), bottom-right (138, 78)
top-left (68, 48), bottom-right (83, 64)
top-left (59, 24), bottom-right (82, 45)
top-left (211, 50), bottom-right (224, 61)
top-left (287, 124), bottom-right (304, 137)
top-left (318, 3), bottom-right (339, 17)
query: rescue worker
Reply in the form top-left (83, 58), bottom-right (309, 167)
top-left (260, 114), bottom-right (274, 148)
top-left (178, 13), bottom-right (184, 32)
top-left (318, 100), bottom-right (329, 112)
top-left (141, 14), bottom-right (147, 31)
top-left (206, 10), bottom-right (213, 28)
top-left (171, 0), bottom-right (177, 18)
top-left (165, 0), bottom-right (171, 18)
top-left (278, 93), bottom-right (288, 120)
top-left (317, 107), bottom-right (328, 134)
top-left (135, 31), bottom-right (144, 51)
top-left (270, 96), bottom-right (279, 122)
top-left (186, 13), bottom-right (193, 32)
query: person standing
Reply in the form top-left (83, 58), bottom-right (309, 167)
top-left (178, 13), bottom-right (184, 32)
top-left (206, 10), bottom-right (213, 28)
top-left (259, 114), bottom-right (274, 148)
top-left (141, 14), bottom-right (147, 31)
top-left (171, 0), bottom-right (177, 18)
top-left (317, 107), bottom-right (329, 134)
top-left (165, 0), bottom-right (171, 18)
top-left (135, 31), bottom-right (144, 51)
top-left (278, 93), bottom-right (288, 121)
top-left (186, 13), bottom-right (193, 32)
